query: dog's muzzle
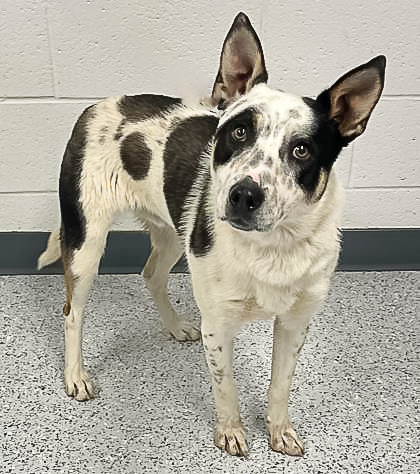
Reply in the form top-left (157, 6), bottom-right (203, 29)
top-left (225, 176), bottom-right (265, 231)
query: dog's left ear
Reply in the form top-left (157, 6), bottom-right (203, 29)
top-left (211, 12), bottom-right (268, 107)
top-left (318, 55), bottom-right (386, 143)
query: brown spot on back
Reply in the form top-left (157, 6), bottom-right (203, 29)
top-left (120, 132), bottom-right (152, 180)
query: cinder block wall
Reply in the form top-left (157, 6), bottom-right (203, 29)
top-left (1, 0), bottom-right (419, 232)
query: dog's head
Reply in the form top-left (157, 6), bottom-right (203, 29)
top-left (210, 13), bottom-right (385, 232)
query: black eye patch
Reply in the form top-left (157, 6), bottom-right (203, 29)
top-left (287, 137), bottom-right (321, 194)
top-left (213, 109), bottom-right (257, 167)
top-left (284, 113), bottom-right (344, 199)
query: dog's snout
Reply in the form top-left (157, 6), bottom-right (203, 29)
top-left (229, 178), bottom-right (264, 212)
top-left (226, 177), bottom-right (265, 231)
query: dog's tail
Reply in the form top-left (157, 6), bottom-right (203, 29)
top-left (37, 228), bottom-right (62, 270)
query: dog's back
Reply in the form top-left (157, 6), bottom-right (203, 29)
top-left (66, 96), bottom-right (217, 233)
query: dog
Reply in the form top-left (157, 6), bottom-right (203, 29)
top-left (38, 12), bottom-right (385, 456)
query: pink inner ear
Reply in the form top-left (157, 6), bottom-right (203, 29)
top-left (230, 38), bottom-right (254, 74)
top-left (212, 15), bottom-right (267, 102)
top-left (330, 70), bottom-right (382, 138)
top-left (226, 55), bottom-right (254, 96)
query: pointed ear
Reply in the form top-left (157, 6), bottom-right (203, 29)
top-left (211, 12), bottom-right (268, 106)
top-left (317, 55), bottom-right (386, 142)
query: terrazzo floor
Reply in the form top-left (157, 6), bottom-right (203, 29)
top-left (1, 271), bottom-right (418, 473)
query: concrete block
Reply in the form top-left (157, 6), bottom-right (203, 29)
top-left (335, 145), bottom-right (353, 188)
top-left (262, 0), bottom-right (419, 97)
top-left (0, 192), bottom-right (59, 231)
top-left (350, 98), bottom-right (420, 188)
top-left (0, 1), bottom-right (53, 97)
top-left (0, 101), bottom-right (94, 193)
top-left (343, 188), bottom-right (420, 228)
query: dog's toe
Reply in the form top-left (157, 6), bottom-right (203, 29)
top-left (169, 319), bottom-right (201, 342)
top-left (65, 374), bottom-right (96, 401)
top-left (269, 423), bottom-right (304, 456)
top-left (215, 422), bottom-right (248, 456)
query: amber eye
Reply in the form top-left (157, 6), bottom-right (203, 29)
top-left (232, 125), bottom-right (247, 142)
top-left (293, 143), bottom-right (311, 160)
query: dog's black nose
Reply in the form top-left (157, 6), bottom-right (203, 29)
top-left (227, 177), bottom-right (264, 230)
top-left (229, 177), bottom-right (264, 212)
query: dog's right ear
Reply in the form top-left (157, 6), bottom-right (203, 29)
top-left (211, 12), bottom-right (268, 107)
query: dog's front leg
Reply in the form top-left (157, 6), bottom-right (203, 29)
top-left (267, 311), bottom-right (312, 456)
top-left (201, 320), bottom-right (248, 456)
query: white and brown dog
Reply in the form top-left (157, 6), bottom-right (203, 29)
top-left (39, 13), bottom-right (385, 456)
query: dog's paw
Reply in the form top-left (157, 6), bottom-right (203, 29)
top-left (65, 373), bottom-right (96, 401)
top-left (269, 422), bottom-right (304, 456)
top-left (215, 421), bottom-right (248, 457)
top-left (168, 318), bottom-right (201, 342)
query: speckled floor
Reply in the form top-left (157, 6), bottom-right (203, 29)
top-left (1, 272), bottom-right (418, 473)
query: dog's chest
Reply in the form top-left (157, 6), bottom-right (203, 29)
top-left (198, 214), bottom-right (341, 320)
top-left (206, 240), bottom-right (310, 319)
top-left (240, 284), bottom-right (300, 322)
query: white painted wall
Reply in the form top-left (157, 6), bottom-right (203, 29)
top-left (1, 0), bottom-right (418, 231)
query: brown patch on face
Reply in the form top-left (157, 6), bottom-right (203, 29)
top-left (312, 168), bottom-right (329, 202)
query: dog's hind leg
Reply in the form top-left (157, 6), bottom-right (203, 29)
top-left (62, 218), bottom-right (111, 401)
top-left (143, 223), bottom-right (200, 341)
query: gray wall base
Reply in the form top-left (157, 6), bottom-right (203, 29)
top-left (0, 229), bottom-right (419, 275)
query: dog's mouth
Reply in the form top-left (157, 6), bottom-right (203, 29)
top-left (221, 215), bottom-right (259, 232)
top-left (221, 214), bottom-right (273, 232)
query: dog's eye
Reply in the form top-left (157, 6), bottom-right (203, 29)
top-left (293, 143), bottom-right (311, 160)
top-left (232, 126), bottom-right (247, 142)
